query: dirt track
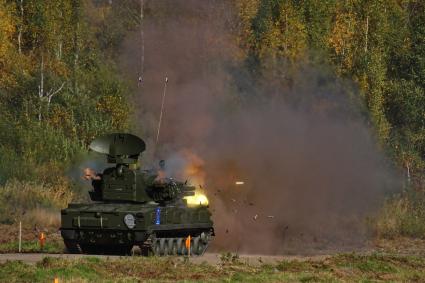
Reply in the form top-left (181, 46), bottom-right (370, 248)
top-left (0, 252), bottom-right (329, 265)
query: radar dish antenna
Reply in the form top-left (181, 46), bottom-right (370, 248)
top-left (89, 133), bottom-right (146, 164)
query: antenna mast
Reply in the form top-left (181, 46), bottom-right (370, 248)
top-left (138, 0), bottom-right (145, 86)
top-left (156, 77), bottom-right (168, 145)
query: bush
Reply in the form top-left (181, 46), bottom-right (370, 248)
top-left (375, 188), bottom-right (425, 239)
top-left (0, 179), bottom-right (74, 227)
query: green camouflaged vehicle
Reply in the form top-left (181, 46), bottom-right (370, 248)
top-left (60, 133), bottom-right (214, 256)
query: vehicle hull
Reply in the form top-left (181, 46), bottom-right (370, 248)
top-left (60, 202), bottom-right (214, 255)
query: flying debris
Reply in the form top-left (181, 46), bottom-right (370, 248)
top-left (253, 214), bottom-right (258, 220)
top-left (235, 181), bottom-right (244, 185)
top-left (267, 215), bottom-right (274, 219)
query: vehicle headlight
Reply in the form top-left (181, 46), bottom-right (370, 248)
top-left (124, 214), bottom-right (136, 229)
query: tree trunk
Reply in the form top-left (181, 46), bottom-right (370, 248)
top-left (284, 10), bottom-right (288, 53)
top-left (58, 41), bottom-right (62, 59)
top-left (46, 82), bottom-right (65, 111)
top-left (365, 15), bottom-right (369, 53)
top-left (38, 54), bottom-right (45, 121)
top-left (17, 0), bottom-right (23, 54)
top-left (72, 1), bottom-right (80, 95)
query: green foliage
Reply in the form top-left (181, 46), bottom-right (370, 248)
top-left (230, 2), bottom-right (425, 242)
top-left (0, 240), bottom-right (64, 254)
top-left (0, 1), bottom-right (423, 247)
top-left (220, 252), bottom-right (240, 265)
top-left (0, 0), bottom-right (422, 185)
top-left (234, 0), bottom-right (425, 173)
top-left (0, 0), bottom-right (131, 184)
top-left (375, 189), bottom-right (425, 239)
top-left (0, 180), bottom-right (73, 225)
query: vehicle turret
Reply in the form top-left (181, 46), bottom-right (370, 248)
top-left (86, 133), bottom-right (195, 204)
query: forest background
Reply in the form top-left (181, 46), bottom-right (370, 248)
top-left (0, 0), bottom-right (424, 242)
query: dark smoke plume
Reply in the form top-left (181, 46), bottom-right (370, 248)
top-left (118, 0), bottom-right (400, 254)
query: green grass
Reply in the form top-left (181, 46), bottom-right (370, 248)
top-left (0, 239), bottom-right (64, 254)
top-left (0, 253), bottom-right (424, 282)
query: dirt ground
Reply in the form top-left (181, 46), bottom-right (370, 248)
top-left (2, 223), bottom-right (425, 266)
top-left (0, 252), bottom-right (331, 265)
top-left (1, 237), bottom-right (425, 266)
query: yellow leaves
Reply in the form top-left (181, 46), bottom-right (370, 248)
top-left (85, 0), bottom-right (112, 26)
top-left (235, 1), bottom-right (307, 64)
top-left (0, 0), bottom-right (16, 87)
top-left (329, 13), bottom-right (355, 55)
top-left (328, 11), bottom-right (356, 71)
top-left (45, 58), bottom-right (69, 78)
top-left (258, 3), bottom-right (307, 62)
top-left (96, 95), bottom-right (129, 130)
top-left (0, 0), bottom-right (15, 45)
top-left (234, 0), bottom-right (260, 60)
top-left (47, 106), bottom-right (76, 137)
top-left (235, 0), bottom-right (259, 23)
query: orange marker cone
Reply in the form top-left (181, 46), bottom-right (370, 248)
top-left (185, 235), bottom-right (191, 256)
top-left (39, 232), bottom-right (46, 250)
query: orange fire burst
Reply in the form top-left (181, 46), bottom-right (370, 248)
top-left (180, 151), bottom-right (209, 207)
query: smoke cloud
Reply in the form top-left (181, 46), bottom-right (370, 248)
top-left (118, 1), bottom-right (401, 254)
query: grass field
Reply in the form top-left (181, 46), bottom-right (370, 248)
top-left (1, 181), bottom-right (425, 282)
top-left (0, 252), bottom-right (424, 282)
top-left (0, 225), bottom-right (64, 254)
top-left (0, 230), bottom-right (424, 282)
top-left (0, 239), bottom-right (64, 254)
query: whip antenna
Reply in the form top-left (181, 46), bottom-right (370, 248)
top-left (156, 77), bottom-right (168, 145)
top-left (138, 0), bottom-right (144, 86)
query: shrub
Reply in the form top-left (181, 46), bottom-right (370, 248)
top-left (0, 179), bottom-right (73, 227)
top-left (375, 189), bottom-right (425, 239)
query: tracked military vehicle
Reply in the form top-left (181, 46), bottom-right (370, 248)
top-left (60, 133), bottom-right (214, 256)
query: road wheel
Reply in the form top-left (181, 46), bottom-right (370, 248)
top-left (167, 238), bottom-right (175, 255)
top-left (153, 239), bottom-right (161, 256)
top-left (176, 238), bottom-right (183, 255)
top-left (159, 238), bottom-right (166, 255)
top-left (171, 239), bottom-right (178, 255)
top-left (200, 232), bottom-right (207, 243)
top-left (193, 237), bottom-right (203, 255)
